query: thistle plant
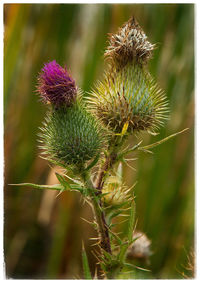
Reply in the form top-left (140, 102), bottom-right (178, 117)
top-left (11, 17), bottom-right (188, 279)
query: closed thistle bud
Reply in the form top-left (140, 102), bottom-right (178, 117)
top-left (102, 168), bottom-right (132, 205)
top-left (37, 61), bottom-right (104, 167)
top-left (89, 17), bottom-right (168, 135)
top-left (37, 60), bottom-right (77, 107)
top-left (40, 101), bottom-right (104, 166)
top-left (102, 179), bottom-right (131, 206)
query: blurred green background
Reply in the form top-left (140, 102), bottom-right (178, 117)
top-left (4, 3), bottom-right (194, 279)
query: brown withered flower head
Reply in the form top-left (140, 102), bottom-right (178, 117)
top-left (105, 16), bottom-right (155, 67)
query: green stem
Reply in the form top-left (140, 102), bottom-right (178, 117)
top-left (80, 135), bottom-right (127, 279)
top-left (95, 135), bottom-right (125, 192)
top-left (81, 171), bottom-right (112, 255)
top-left (92, 196), bottom-right (112, 254)
top-left (95, 151), bottom-right (117, 192)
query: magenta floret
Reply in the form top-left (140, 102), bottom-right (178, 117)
top-left (37, 60), bottom-right (77, 107)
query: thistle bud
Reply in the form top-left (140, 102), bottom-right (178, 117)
top-left (102, 175), bottom-right (131, 205)
top-left (37, 60), bottom-right (77, 107)
top-left (40, 101), bottom-right (104, 166)
top-left (105, 17), bottom-right (155, 67)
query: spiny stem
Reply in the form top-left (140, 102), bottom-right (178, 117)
top-left (92, 197), bottom-right (112, 254)
top-left (95, 152), bottom-right (117, 192)
top-left (80, 135), bottom-right (126, 278)
top-left (95, 135), bottom-right (125, 192)
top-left (81, 171), bottom-right (112, 255)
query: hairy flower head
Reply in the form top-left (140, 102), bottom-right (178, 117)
top-left (37, 60), bottom-right (77, 107)
top-left (105, 16), bottom-right (155, 67)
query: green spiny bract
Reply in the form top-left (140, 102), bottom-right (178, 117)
top-left (39, 99), bottom-right (105, 167)
top-left (89, 63), bottom-right (168, 135)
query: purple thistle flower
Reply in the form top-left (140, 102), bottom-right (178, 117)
top-left (37, 60), bottom-right (77, 107)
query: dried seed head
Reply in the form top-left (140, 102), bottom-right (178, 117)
top-left (105, 17), bottom-right (155, 67)
top-left (127, 231), bottom-right (152, 260)
top-left (89, 64), bottom-right (169, 135)
top-left (37, 60), bottom-right (77, 107)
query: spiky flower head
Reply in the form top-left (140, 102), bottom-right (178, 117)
top-left (40, 101), bottom-right (104, 166)
top-left (105, 17), bottom-right (155, 67)
top-left (90, 63), bottom-right (168, 135)
top-left (102, 178), bottom-right (131, 206)
top-left (37, 60), bottom-right (77, 107)
top-left (102, 166), bottom-right (132, 205)
top-left (89, 17), bottom-right (168, 135)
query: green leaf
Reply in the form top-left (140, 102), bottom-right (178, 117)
top-left (118, 201), bottom-right (135, 263)
top-left (85, 153), bottom-right (100, 171)
top-left (107, 228), bottom-right (122, 245)
top-left (123, 262), bottom-right (150, 272)
top-left (107, 210), bottom-right (123, 226)
top-left (55, 173), bottom-right (72, 190)
top-left (10, 180), bottom-right (84, 195)
top-left (9, 183), bottom-right (64, 191)
top-left (117, 141), bottom-right (143, 160)
top-left (138, 128), bottom-right (189, 152)
top-left (82, 242), bottom-right (92, 279)
top-left (102, 249), bottom-right (113, 261)
top-left (56, 173), bottom-right (86, 195)
top-left (128, 201), bottom-right (135, 243)
top-left (106, 201), bottom-right (128, 212)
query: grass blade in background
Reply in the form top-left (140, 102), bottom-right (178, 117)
top-left (82, 242), bottom-right (92, 279)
